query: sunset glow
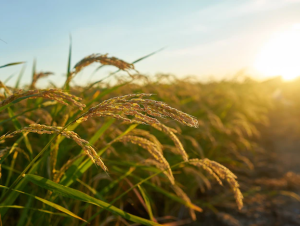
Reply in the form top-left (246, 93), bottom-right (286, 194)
top-left (255, 25), bottom-right (300, 81)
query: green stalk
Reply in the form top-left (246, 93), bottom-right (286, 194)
top-left (0, 111), bottom-right (86, 203)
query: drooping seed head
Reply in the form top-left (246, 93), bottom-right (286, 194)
top-left (189, 158), bottom-right (243, 210)
top-left (0, 88), bottom-right (85, 110)
top-left (77, 94), bottom-right (198, 129)
top-left (1, 124), bottom-right (107, 171)
top-left (73, 54), bottom-right (135, 74)
top-left (30, 72), bottom-right (54, 89)
top-left (117, 135), bottom-right (174, 184)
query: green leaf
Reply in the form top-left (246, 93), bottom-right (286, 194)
top-left (15, 65), bottom-right (26, 89)
top-left (76, 179), bottom-right (103, 200)
top-left (89, 119), bottom-right (115, 145)
top-left (0, 136), bottom-right (24, 166)
top-left (82, 161), bottom-right (186, 225)
top-left (0, 154), bottom-right (46, 216)
top-left (31, 59), bottom-right (36, 81)
top-left (138, 185), bottom-right (155, 221)
top-left (7, 107), bottom-right (33, 159)
top-left (60, 124), bottom-right (138, 187)
top-left (4, 148), bottom-right (18, 187)
top-left (4, 73), bottom-right (16, 84)
top-left (0, 93), bottom-right (41, 112)
top-left (0, 101), bottom-right (57, 126)
top-left (64, 35), bottom-right (72, 91)
top-left (24, 174), bottom-right (161, 226)
top-left (0, 205), bottom-right (68, 217)
top-left (0, 62), bottom-right (25, 69)
top-left (0, 185), bottom-right (86, 222)
top-left (59, 119), bottom-right (115, 185)
top-left (99, 167), bottom-right (135, 196)
top-left (131, 47), bottom-right (165, 64)
top-left (17, 197), bottom-right (33, 226)
top-left (0, 123), bottom-right (80, 216)
top-left (113, 166), bottom-right (202, 213)
top-left (90, 48), bottom-right (165, 86)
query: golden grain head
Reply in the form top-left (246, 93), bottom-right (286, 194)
top-left (151, 123), bottom-right (189, 161)
top-left (189, 158), bottom-right (243, 210)
top-left (117, 135), bottom-right (174, 184)
top-left (189, 158), bottom-right (223, 186)
top-left (1, 124), bottom-right (107, 172)
top-left (31, 72), bottom-right (54, 89)
top-left (0, 88), bottom-right (85, 110)
top-left (130, 129), bottom-right (163, 153)
top-left (73, 53), bottom-right (135, 74)
top-left (143, 159), bottom-right (175, 185)
top-left (76, 93), bottom-right (198, 128)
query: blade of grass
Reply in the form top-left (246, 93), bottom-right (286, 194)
top-left (17, 197), bottom-right (33, 226)
top-left (0, 164), bottom-right (21, 175)
top-left (0, 62), bottom-right (25, 69)
top-left (0, 93), bottom-right (49, 113)
top-left (90, 119), bottom-right (115, 145)
top-left (0, 185), bottom-right (86, 222)
top-left (74, 167), bottom-right (136, 216)
top-left (133, 47), bottom-right (165, 63)
top-left (15, 64), bottom-right (26, 89)
top-left (99, 167), bottom-right (136, 196)
top-left (0, 121), bottom-right (80, 213)
top-left (138, 184), bottom-right (155, 221)
top-left (76, 179), bottom-right (103, 199)
top-left (90, 47), bottom-right (165, 82)
top-left (0, 101), bottom-right (57, 126)
top-left (1, 82), bottom-right (133, 216)
top-left (59, 119), bottom-right (115, 185)
top-left (7, 107), bottom-right (33, 159)
top-left (60, 124), bottom-right (138, 187)
top-left (124, 178), bottom-right (149, 218)
top-left (0, 205), bottom-right (69, 217)
top-left (81, 161), bottom-right (185, 226)
top-left (112, 166), bottom-right (202, 213)
top-left (0, 136), bottom-right (24, 166)
top-left (4, 73), bottom-right (16, 84)
top-left (24, 174), bottom-right (160, 226)
top-left (0, 153), bottom-right (47, 216)
top-left (64, 35), bottom-right (72, 91)
top-left (31, 58), bottom-right (36, 83)
top-left (4, 151), bottom-right (18, 187)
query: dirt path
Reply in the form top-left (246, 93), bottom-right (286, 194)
top-left (193, 105), bottom-right (300, 226)
top-left (260, 105), bottom-right (300, 174)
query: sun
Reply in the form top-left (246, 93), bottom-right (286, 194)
top-left (254, 24), bottom-right (300, 81)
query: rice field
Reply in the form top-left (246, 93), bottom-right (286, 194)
top-left (1, 50), bottom-right (300, 226)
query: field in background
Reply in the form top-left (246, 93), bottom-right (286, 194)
top-left (1, 54), bottom-right (300, 226)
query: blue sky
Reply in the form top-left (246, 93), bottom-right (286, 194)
top-left (1, 0), bottom-right (300, 86)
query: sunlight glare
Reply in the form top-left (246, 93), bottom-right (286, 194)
top-left (255, 24), bottom-right (300, 81)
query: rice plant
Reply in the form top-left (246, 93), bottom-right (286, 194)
top-left (0, 50), bottom-right (275, 226)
